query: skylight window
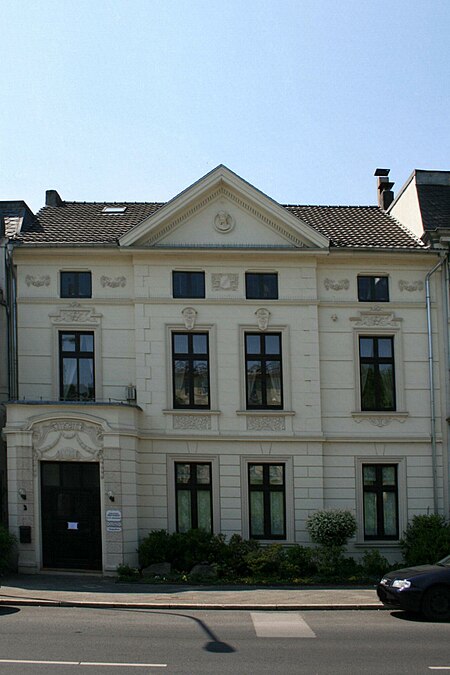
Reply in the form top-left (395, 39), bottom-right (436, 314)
top-left (102, 206), bottom-right (126, 214)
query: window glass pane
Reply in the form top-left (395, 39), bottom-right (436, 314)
top-left (61, 334), bottom-right (76, 352)
top-left (266, 361), bottom-right (282, 405)
top-left (359, 338), bottom-right (374, 358)
top-left (193, 360), bottom-right (209, 406)
top-left (269, 465), bottom-right (284, 485)
top-left (263, 274), bottom-right (278, 299)
top-left (358, 277), bottom-right (371, 301)
top-left (246, 335), bottom-right (261, 354)
top-left (364, 492), bottom-right (377, 536)
top-left (79, 359), bottom-right (94, 400)
top-left (378, 338), bottom-right (393, 358)
top-left (62, 358), bottom-right (78, 400)
top-left (247, 361), bottom-right (262, 405)
top-left (173, 334), bottom-right (188, 354)
top-left (379, 364), bottom-right (394, 408)
top-left (197, 491), bottom-right (212, 532)
top-left (77, 272), bottom-right (92, 297)
top-left (264, 335), bottom-right (280, 355)
top-left (192, 334), bottom-right (207, 354)
top-left (190, 272), bottom-right (205, 298)
top-left (374, 277), bottom-right (388, 300)
top-left (249, 465), bottom-right (263, 485)
top-left (382, 466), bottom-right (396, 486)
top-left (196, 464), bottom-right (211, 484)
top-left (80, 334), bottom-right (94, 352)
top-left (177, 490), bottom-right (191, 533)
top-left (176, 464), bottom-right (191, 484)
top-left (174, 360), bottom-right (190, 405)
top-left (246, 274), bottom-right (260, 298)
top-left (360, 364), bottom-right (375, 409)
top-left (250, 492), bottom-right (264, 535)
top-left (270, 492), bottom-right (285, 535)
top-left (363, 466), bottom-right (377, 486)
top-left (383, 491), bottom-right (398, 536)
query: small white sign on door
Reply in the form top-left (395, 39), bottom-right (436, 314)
top-left (67, 522), bottom-right (78, 530)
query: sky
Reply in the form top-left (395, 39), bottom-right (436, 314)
top-left (1, 0), bottom-right (449, 213)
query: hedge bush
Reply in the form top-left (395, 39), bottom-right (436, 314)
top-left (400, 514), bottom-right (450, 566)
top-left (306, 509), bottom-right (357, 547)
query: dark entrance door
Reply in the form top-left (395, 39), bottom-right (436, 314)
top-left (41, 461), bottom-right (102, 570)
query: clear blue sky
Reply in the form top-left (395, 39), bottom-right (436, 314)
top-left (1, 0), bottom-right (449, 212)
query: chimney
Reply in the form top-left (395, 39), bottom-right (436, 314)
top-left (374, 169), bottom-right (394, 209)
top-left (45, 190), bottom-right (63, 207)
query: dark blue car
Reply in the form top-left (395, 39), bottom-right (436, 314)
top-left (377, 555), bottom-right (450, 620)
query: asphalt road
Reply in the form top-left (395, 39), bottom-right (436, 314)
top-left (0, 605), bottom-right (449, 674)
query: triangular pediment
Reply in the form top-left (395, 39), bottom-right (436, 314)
top-left (119, 165), bottom-right (329, 249)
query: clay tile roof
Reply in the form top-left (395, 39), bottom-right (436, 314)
top-left (15, 200), bottom-right (425, 249)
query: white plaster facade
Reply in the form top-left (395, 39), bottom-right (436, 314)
top-left (3, 167), bottom-right (448, 573)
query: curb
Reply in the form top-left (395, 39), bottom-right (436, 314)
top-left (0, 598), bottom-right (386, 611)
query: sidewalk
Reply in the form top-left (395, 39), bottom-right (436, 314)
top-left (0, 573), bottom-right (384, 611)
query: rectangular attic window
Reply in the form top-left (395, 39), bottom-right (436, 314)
top-left (102, 206), bottom-right (127, 214)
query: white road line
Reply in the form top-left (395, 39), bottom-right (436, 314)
top-left (429, 668), bottom-right (450, 671)
top-left (0, 659), bottom-right (167, 668)
top-left (251, 611), bottom-right (316, 638)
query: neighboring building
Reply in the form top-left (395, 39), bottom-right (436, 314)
top-left (3, 166), bottom-right (447, 574)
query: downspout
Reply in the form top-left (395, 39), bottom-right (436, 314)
top-left (426, 254), bottom-right (447, 514)
top-left (5, 240), bottom-right (18, 400)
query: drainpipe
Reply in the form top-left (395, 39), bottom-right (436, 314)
top-left (5, 240), bottom-right (18, 400)
top-left (426, 254), bottom-right (447, 514)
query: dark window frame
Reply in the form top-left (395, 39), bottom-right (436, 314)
top-left (172, 271), bottom-right (205, 299)
top-left (248, 463), bottom-right (286, 540)
top-left (245, 332), bottom-right (283, 410)
top-left (359, 335), bottom-right (396, 411)
top-left (363, 463), bottom-right (399, 540)
top-left (59, 331), bottom-right (95, 401)
top-left (245, 272), bottom-right (278, 300)
top-left (175, 461), bottom-right (213, 533)
top-left (172, 332), bottom-right (210, 409)
top-left (357, 276), bottom-right (389, 302)
top-left (60, 271), bottom-right (92, 299)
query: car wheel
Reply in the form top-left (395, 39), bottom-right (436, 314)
top-left (421, 586), bottom-right (450, 621)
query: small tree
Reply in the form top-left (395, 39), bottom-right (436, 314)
top-left (306, 509), bottom-right (357, 577)
top-left (400, 514), bottom-right (450, 566)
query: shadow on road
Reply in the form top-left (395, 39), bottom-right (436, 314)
top-left (0, 606), bottom-right (21, 616)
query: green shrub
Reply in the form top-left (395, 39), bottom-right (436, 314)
top-left (281, 545), bottom-right (317, 577)
top-left (244, 544), bottom-right (286, 578)
top-left (216, 534), bottom-right (260, 577)
top-left (306, 509), bottom-right (357, 547)
top-left (360, 549), bottom-right (391, 578)
top-left (400, 514), bottom-right (450, 566)
top-left (117, 564), bottom-right (140, 580)
top-left (138, 529), bottom-right (172, 569)
top-left (0, 525), bottom-right (16, 573)
top-left (170, 529), bottom-right (227, 572)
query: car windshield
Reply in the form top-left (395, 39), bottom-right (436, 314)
top-left (436, 555), bottom-right (450, 567)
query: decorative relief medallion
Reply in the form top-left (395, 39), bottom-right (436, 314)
top-left (214, 210), bottom-right (235, 233)
top-left (32, 420), bottom-right (104, 476)
top-left (173, 416), bottom-right (211, 430)
top-left (350, 309), bottom-right (401, 328)
top-left (182, 307), bottom-right (197, 330)
top-left (399, 280), bottom-right (424, 292)
top-left (50, 302), bottom-right (102, 325)
top-left (26, 274), bottom-right (50, 287)
top-left (324, 278), bottom-right (349, 291)
top-left (353, 416), bottom-right (406, 427)
top-left (100, 275), bottom-right (127, 288)
top-left (247, 416), bottom-right (285, 431)
top-left (255, 307), bottom-right (270, 331)
top-left (211, 273), bottom-right (239, 291)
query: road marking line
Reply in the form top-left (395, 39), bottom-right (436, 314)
top-left (429, 668), bottom-right (450, 670)
top-left (251, 611), bottom-right (316, 638)
top-left (0, 659), bottom-right (167, 668)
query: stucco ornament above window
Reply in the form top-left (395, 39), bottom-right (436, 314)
top-left (182, 307), bottom-right (197, 330)
top-left (350, 308), bottom-right (402, 328)
top-left (100, 275), bottom-right (127, 288)
top-left (324, 278), bottom-right (349, 291)
top-left (255, 307), bottom-right (270, 331)
top-left (211, 273), bottom-right (239, 291)
top-left (26, 274), bottom-right (50, 287)
top-left (214, 210), bottom-right (235, 233)
top-left (398, 280), bottom-right (424, 292)
top-left (50, 302), bottom-right (102, 325)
